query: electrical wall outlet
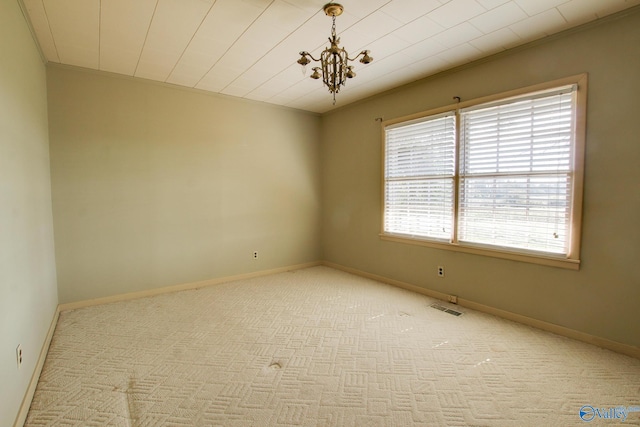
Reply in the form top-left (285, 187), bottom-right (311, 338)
top-left (16, 344), bottom-right (23, 369)
top-left (437, 266), bottom-right (445, 277)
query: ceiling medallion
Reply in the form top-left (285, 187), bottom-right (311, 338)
top-left (297, 3), bottom-right (373, 104)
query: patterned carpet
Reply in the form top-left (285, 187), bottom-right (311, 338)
top-left (26, 266), bottom-right (640, 426)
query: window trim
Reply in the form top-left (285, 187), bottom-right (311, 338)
top-left (380, 74), bottom-right (587, 270)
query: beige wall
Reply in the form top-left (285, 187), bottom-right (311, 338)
top-left (48, 67), bottom-right (322, 303)
top-left (0, 0), bottom-right (58, 425)
top-left (321, 9), bottom-right (640, 348)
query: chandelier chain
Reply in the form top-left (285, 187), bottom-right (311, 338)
top-left (331, 15), bottom-right (336, 39)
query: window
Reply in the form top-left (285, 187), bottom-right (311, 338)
top-left (382, 75), bottom-right (587, 269)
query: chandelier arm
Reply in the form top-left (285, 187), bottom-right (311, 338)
top-left (299, 51), bottom-right (321, 62)
top-left (347, 51), bottom-right (370, 62)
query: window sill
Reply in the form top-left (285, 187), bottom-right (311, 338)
top-left (379, 233), bottom-right (580, 270)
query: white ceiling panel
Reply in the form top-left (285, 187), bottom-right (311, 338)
top-left (283, 93), bottom-right (329, 113)
top-left (406, 55), bottom-right (449, 77)
top-left (281, 0), bottom-right (326, 14)
top-left (353, 53), bottom-right (415, 83)
top-left (427, 0), bottom-right (487, 29)
top-left (227, 62), bottom-right (287, 98)
top-left (340, 0), bottom-right (395, 19)
top-left (195, 63), bottom-right (245, 93)
top-left (381, 0), bottom-right (442, 24)
top-left (365, 34), bottom-right (411, 59)
top-left (220, 81), bottom-right (257, 98)
top-left (100, 0), bottom-right (157, 75)
top-left (221, 12), bottom-right (333, 98)
top-left (469, 27), bottom-right (521, 53)
top-left (196, 0), bottom-right (315, 93)
top-left (401, 38), bottom-right (448, 61)
top-left (244, 66), bottom-right (304, 102)
top-left (514, 0), bottom-right (569, 17)
top-left (431, 22), bottom-right (484, 48)
top-left (392, 14), bottom-right (446, 44)
top-left (42, 0), bottom-right (99, 68)
top-left (294, 11), bottom-right (353, 56)
top-left (435, 43), bottom-right (484, 67)
top-left (276, 74), bottom-right (328, 103)
top-left (22, 0), bottom-right (640, 113)
top-left (476, 0), bottom-right (510, 9)
top-left (594, 0), bottom-right (640, 18)
top-left (469, 2), bottom-right (528, 34)
top-left (23, 0), bottom-right (59, 62)
top-left (134, 0), bottom-right (214, 81)
top-left (559, 0), bottom-right (640, 24)
top-left (366, 50), bottom-right (441, 90)
top-left (340, 11), bottom-right (404, 53)
top-left (166, 0), bottom-right (271, 87)
top-left (287, 86), bottom-right (338, 111)
top-left (509, 7), bottom-right (569, 40)
top-left (556, 0), bottom-right (599, 25)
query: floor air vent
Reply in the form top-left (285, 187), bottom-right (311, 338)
top-left (430, 303), bottom-right (463, 317)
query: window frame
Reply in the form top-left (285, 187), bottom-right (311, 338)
top-left (380, 74), bottom-right (587, 270)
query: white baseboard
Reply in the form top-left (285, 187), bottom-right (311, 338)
top-left (323, 261), bottom-right (640, 359)
top-left (59, 261), bottom-right (322, 312)
top-left (14, 306), bottom-right (61, 427)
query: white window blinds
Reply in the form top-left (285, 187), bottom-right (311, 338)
top-left (459, 87), bottom-right (575, 254)
top-left (384, 113), bottom-right (456, 240)
top-left (382, 81), bottom-right (582, 263)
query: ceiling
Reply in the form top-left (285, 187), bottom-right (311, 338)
top-left (21, 0), bottom-right (640, 113)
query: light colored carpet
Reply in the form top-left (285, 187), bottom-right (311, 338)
top-left (26, 266), bottom-right (640, 426)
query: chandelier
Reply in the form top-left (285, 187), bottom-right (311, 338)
top-left (297, 3), bottom-right (373, 104)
